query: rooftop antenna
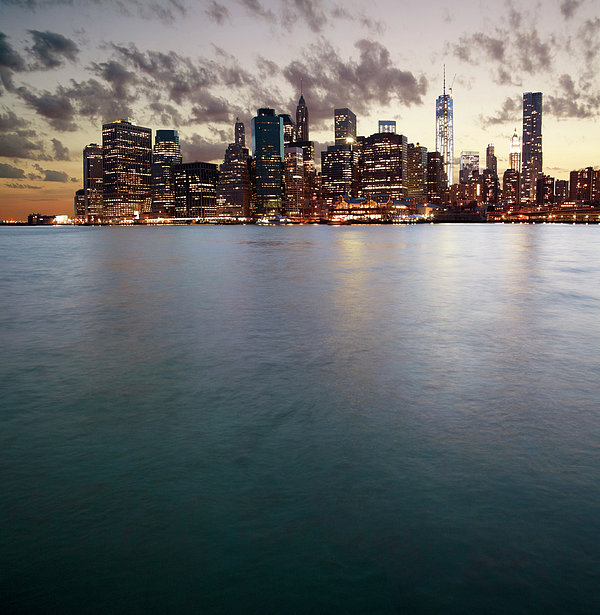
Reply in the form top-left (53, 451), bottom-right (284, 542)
top-left (443, 65), bottom-right (446, 95)
top-left (300, 77), bottom-right (303, 96)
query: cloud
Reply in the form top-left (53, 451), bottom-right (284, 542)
top-left (480, 96), bottom-right (521, 126)
top-left (0, 32), bottom-right (26, 91)
top-left (0, 108), bottom-right (30, 131)
top-left (17, 86), bottom-right (78, 131)
top-left (180, 133), bottom-right (227, 163)
top-left (281, 0), bottom-right (328, 32)
top-left (51, 138), bottom-right (70, 160)
top-left (578, 17), bottom-right (600, 62)
top-left (545, 74), bottom-right (600, 118)
top-left (453, 32), bottom-right (505, 63)
top-left (0, 162), bottom-right (25, 178)
top-left (34, 163), bottom-right (70, 182)
top-left (26, 30), bottom-right (79, 69)
top-left (238, 0), bottom-right (276, 23)
top-left (560, 0), bottom-right (583, 19)
top-left (205, 0), bottom-right (229, 24)
top-left (0, 131), bottom-right (49, 159)
top-left (5, 182), bottom-right (42, 189)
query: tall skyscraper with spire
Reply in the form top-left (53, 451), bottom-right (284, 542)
top-left (435, 67), bottom-right (454, 185)
top-left (509, 129), bottom-right (521, 172)
top-left (295, 80), bottom-right (309, 141)
top-left (521, 92), bottom-right (542, 203)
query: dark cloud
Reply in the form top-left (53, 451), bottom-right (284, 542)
top-left (560, 0), bottom-right (583, 19)
top-left (545, 74), bottom-right (600, 118)
top-left (26, 30), bottom-right (79, 69)
top-left (0, 162), bottom-right (26, 178)
top-left (238, 0), bottom-right (276, 23)
top-left (34, 163), bottom-right (70, 182)
top-left (517, 29), bottom-right (552, 73)
top-left (65, 77), bottom-right (135, 123)
top-left (282, 39), bottom-right (427, 126)
top-left (17, 86), bottom-right (78, 131)
top-left (0, 32), bottom-right (26, 91)
top-left (90, 60), bottom-right (139, 99)
top-left (51, 138), bottom-right (70, 160)
top-left (180, 133), bottom-right (228, 163)
top-left (0, 108), bottom-right (29, 131)
top-left (5, 182), bottom-right (42, 189)
top-left (579, 17), bottom-right (600, 62)
top-left (205, 0), bottom-right (229, 24)
top-left (480, 96), bottom-right (521, 126)
top-left (281, 0), bottom-right (328, 32)
top-left (453, 32), bottom-right (505, 63)
top-left (0, 131), bottom-right (48, 159)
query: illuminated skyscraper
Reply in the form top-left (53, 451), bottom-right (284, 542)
top-left (361, 132), bottom-right (408, 200)
top-left (503, 168), bottom-right (520, 204)
top-left (509, 128), bottom-right (521, 172)
top-left (278, 114), bottom-right (296, 145)
top-left (460, 151), bottom-right (479, 184)
top-left (378, 120), bottom-right (396, 134)
top-left (426, 151), bottom-right (446, 203)
top-left (235, 118), bottom-right (245, 147)
top-left (321, 144), bottom-right (358, 205)
top-left (295, 83), bottom-right (309, 141)
top-left (521, 92), bottom-right (542, 203)
top-left (407, 143), bottom-right (428, 202)
top-left (334, 108), bottom-right (357, 145)
top-left (83, 143), bottom-right (103, 220)
top-left (486, 144), bottom-right (497, 176)
top-left (435, 70), bottom-right (454, 185)
top-left (284, 146), bottom-right (305, 215)
top-left (102, 119), bottom-right (152, 219)
top-left (252, 108), bottom-right (284, 213)
top-left (151, 130), bottom-right (182, 215)
top-left (217, 142), bottom-right (251, 218)
top-left (172, 162), bottom-right (218, 218)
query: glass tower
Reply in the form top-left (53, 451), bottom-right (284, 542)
top-left (334, 108), bottom-right (357, 145)
top-left (435, 74), bottom-right (454, 185)
top-left (151, 130), bottom-right (182, 215)
top-left (83, 143), bottom-right (103, 220)
top-left (252, 108), bottom-right (284, 213)
top-left (521, 92), bottom-right (542, 203)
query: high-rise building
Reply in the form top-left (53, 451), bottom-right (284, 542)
top-left (321, 144), bottom-right (358, 205)
top-left (521, 92), bottom-right (542, 203)
top-left (279, 114), bottom-right (296, 145)
top-left (83, 143), bottom-right (103, 220)
top-left (378, 120), bottom-right (396, 134)
top-left (74, 188), bottom-right (86, 219)
top-left (509, 129), bottom-right (521, 172)
top-left (361, 132), bottom-right (408, 200)
top-left (217, 141), bottom-right (251, 217)
top-left (151, 130), bottom-right (182, 215)
top-left (334, 108), bottom-right (357, 145)
top-left (502, 168), bottom-right (520, 204)
top-left (460, 151), bottom-right (479, 184)
top-left (486, 144), bottom-right (497, 176)
top-left (555, 179), bottom-right (569, 204)
top-left (536, 175), bottom-right (555, 206)
top-left (295, 85), bottom-right (309, 142)
top-left (481, 169), bottom-right (499, 203)
top-left (333, 107), bottom-right (356, 145)
top-left (252, 108), bottom-right (284, 213)
top-left (102, 119), bottom-right (152, 219)
top-left (172, 161), bottom-right (218, 218)
top-left (407, 143), bottom-right (428, 202)
top-left (283, 146), bottom-right (305, 215)
top-left (235, 118), bottom-right (245, 147)
top-left (569, 168), bottom-right (594, 202)
top-left (436, 71), bottom-right (454, 185)
top-left (426, 151), bottom-right (446, 203)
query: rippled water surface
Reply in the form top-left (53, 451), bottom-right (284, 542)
top-left (2, 225), bottom-right (599, 614)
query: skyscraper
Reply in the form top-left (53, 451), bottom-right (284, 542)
top-left (83, 143), bottom-right (103, 220)
top-left (460, 151), bottom-right (479, 184)
top-left (334, 108), bottom-right (357, 145)
top-left (521, 92), bottom-right (542, 203)
top-left (235, 118), bottom-right (245, 147)
top-left (486, 144), bottom-right (497, 176)
top-left (407, 143), bottom-right (428, 202)
top-left (283, 146), bottom-right (305, 215)
top-left (509, 129), bottom-right (521, 172)
top-left (321, 144), bottom-right (358, 205)
top-left (217, 142), bottom-right (251, 218)
top-left (252, 108), bottom-right (284, 213)
top-left (102, 119), bottom-right (152, 219)
top-left (426, 151), bottom-right (446, 203)
top-left (361, 132), bottom-right (408, 200)
top-left (295, 83), bottom-right (309, 141)
top-left (151, 129), bottom-right (182, 215)
top-left (502, 168), bottom-right (520, 204)
top-left (435, 70), bottom-right (454, 185)
top-left (172, 162), bottom-right (218, 218)
top-left (278, 114), bottom-right (296, 144)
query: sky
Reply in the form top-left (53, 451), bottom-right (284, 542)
top-left (1, 0), bottom-right (599, 219)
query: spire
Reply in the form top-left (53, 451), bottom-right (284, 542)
top-left (298, 78), bottom-right (306, 106)
top-left (443, 64), bottom-right (446, 96)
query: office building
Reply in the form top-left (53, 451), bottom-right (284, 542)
top-left (74, 188), bottom-right (86, 219)
top-left (460, 151), bottom-right (479, 184)
top-left (486, 144), bottom-right (497, 176)
top-left (321, 144), bottom-right (357, 205)
top-left (172, 161), bottom-right (218, 218)
top-left (334, 108), bottom-right (357, 146)
top-left (151, 130), bottom-right (182, 215)
top-left (436, 73), bottom-right (454, 185)
top-left (536, 175), bottom-right (555, 206)
top-left (102, 119), bottom-right (152, 219)
top-left (555, 179), bottom-right (569, 204)
top-left (279, 114), bottom-right (296, 145)
top-left (217, 141), bottom-right (251, 217)
top-left (426, 151), bottom-right (446, 203)
top-left (83, 143), bottom-right (103, 220)
top-left (378, 120), bottom-right (396, 134)
top-left (502, 168), bottom-right (520, 204)
top-left (521, 92), bottom-right (543, 203)
top-left (284, 146), bottom-right (305, 215)
top-left (361, 132), bottom-right (408, 200)
top-left (407, 143), bottom-right (428, 202)
top-left (509, 129), bottom-right (521, 172)
top-left (252, 108), bottom-right (284, 213)
top-left (235, 118), bottom-right (245, 147)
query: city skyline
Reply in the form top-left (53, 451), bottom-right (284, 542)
top-left (1, 0), bottom-right (600, 219)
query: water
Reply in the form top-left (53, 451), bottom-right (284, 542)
top-left (1, 224), bottom-right (599, 614)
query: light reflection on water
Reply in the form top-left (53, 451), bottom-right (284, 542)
top-left (1, 225), bottom-right (599, 614)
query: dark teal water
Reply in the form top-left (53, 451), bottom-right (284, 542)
top-left (1, 225), bottom-right (599, 614)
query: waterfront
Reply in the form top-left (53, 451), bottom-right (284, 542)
top-left (2, 225), bottom-right (599, 614)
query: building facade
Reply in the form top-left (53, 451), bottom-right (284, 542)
top-left (509, 129), bottom-right (521, 172)
top-left (334, 108), bottom-right (357, 145)
top-left (321, 144), bottom-right (357, 205)
top-left (83, 143), bottom-right (103, 220)
top-left (459, 151), bottom-right (479, 184)
top-left (436, 83), bottom-right (454, 185)
top-left (521, 92), bottom-right (543, 203)
top-left (102, 119), bottom-right (152, 219)
top-left (252, 108), bottom-right (284, 213)
top-left (172, 162), bottom-right (218, 218)
top-left (361, 132), bottom-right (408, 200)
top-left (217, 142), bottom-right (251, 217)
top-left (151, 129), bottom-right (182, 215)
top-left (407, 143), bottom-right (428, 202)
